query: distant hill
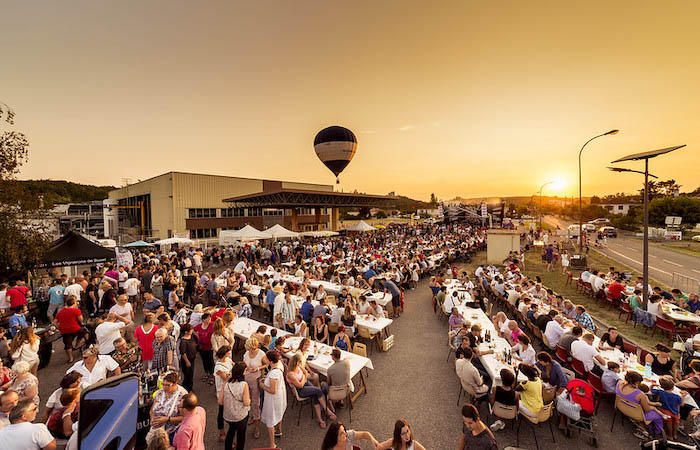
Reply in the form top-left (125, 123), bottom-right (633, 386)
top-left (391, 194), bottom-right (431, 211)
top-left (0, 180), bottom-right (114, 208)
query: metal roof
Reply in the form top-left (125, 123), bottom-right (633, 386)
top-left (223, 189), bottom-right (396, 208)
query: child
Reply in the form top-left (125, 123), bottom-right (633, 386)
top-left (601, 361), bottom-right (621, 393)
top-left (269, 328), bottom-right (278, 349)
top-left (652, 376), bottom-right (684, 439)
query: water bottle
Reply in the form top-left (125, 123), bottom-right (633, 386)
top-left (644, 363), bottom-right (652, 379)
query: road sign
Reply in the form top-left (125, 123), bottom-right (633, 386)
top-left (665, 216), bottom-right (682, 226)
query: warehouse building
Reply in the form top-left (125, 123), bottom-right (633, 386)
top-left (106, 172), bottom-right (394, 241)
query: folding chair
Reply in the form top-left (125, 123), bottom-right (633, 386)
top-left (516, 402), bottom-right (555, 450)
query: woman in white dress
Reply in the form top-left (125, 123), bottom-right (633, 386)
top-left (560, 250), bottom-right (569, 274)
top-left (243, 337), bottom-right (268, 439)
top-left (259, 350), bottom-right (286, 448)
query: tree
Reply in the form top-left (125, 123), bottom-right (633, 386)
top-left (639, 179), bottom-right (681, 200)
top-left (590, 195), bottom-right (601, 204)
top-left (429, 193), bottom-right (437, 205)
top-left (648, 196), bottom-right (700, 229)
top-left (0, 102), bottom-right (51, 277)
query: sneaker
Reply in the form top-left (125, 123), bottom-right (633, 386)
top-left (633, 429), bottom-right (649, 440)
top-left (490, 420), bottom-right (506, 432)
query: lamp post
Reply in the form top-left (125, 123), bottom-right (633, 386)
top-left (609, 145), bottom-right (685, 307)
top-left (538, 181), bottom-right (553, 231)
top-left (578, 129), bottom-right (619, 252)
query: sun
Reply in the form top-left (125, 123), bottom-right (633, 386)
top-left (550, 178), bottom-right (566, 192)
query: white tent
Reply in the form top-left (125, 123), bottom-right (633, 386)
top-left (153, 237), bottom-right (194, 246)
top-left (265, 224), bottom-right (300, 239)
top-left (219, 230), bottom-right (242, 246)
top-left (230, 224), bottom-right (272, 241)
top-left (300, 230), bottom-right (339, 237)
top-left (346, 220), bottom-right (375, 232)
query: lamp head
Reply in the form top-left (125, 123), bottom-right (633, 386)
top-left (605, 129), bottom-right (620, 136)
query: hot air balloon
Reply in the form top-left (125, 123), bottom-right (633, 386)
top-left (314, 125), bottom-right (357, 184)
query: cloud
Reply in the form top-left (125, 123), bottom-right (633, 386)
top-left (397, 125), bottom-right (414, 131)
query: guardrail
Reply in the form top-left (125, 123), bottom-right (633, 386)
top-left (672, 272), bottom-right (700, 296)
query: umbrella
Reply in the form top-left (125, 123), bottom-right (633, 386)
top-left (124, 240), bottom-right (154, 248)
top-left (374, 224), bottom-right (386, 229)
top-left (346, 220), bottom-right (376, 232)
top-left (300, 230), bottom-right (340, 237)
top-left (265, 224), bottom-right (300, 239)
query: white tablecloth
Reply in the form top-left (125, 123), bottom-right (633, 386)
top-left (231, 317), bottom-right (373, 378)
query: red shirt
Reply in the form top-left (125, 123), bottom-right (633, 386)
top-left (211, 308), bottom-right (225, 321)
top-left (194, 323), bottom-right (213, 351)
top-left (135, 324), bottom-right (159, 361)
top-left (609, 282), bottom-right (625, 299)
top-left (56, 307), bottom-right (83, 334)
top-left (6, 286), bottom-right (29, 308)
top-left (173, 406), bottom-right (206, 450)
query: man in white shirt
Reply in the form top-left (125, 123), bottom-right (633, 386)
top-left (63, 281), bottom-right (84, 303)
top-left (0, 399), bottom-right (56, 449)
top-left (233, 260), bottom-right (247, 272)
top-left (118, 267), bottom-right (128, 293)
top-left (0, 391), bottom-right (18, 431)
top-left (506, 286), bottom-right (521, 306)
top-left (67, 347), bottom-right (120, 387)
top-left (95, 313), bottom-right (128, 354)
top-left (544, 315), bottom-right (566, 347)
top-left (455, 347), bottom-right (489, 396)
top-left (443, 291), bottom-right (462, 313)
top-left (571, 333), bottom-right (606, 376)
top-left (123, 275), bottom-right (141, 303)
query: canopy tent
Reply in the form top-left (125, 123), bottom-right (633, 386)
top-left (153, 237), bottom-right (195, 246)
top-left (346, 220), bottom-right (375, 232)
top-left (264, 224), bottom-right (300, 239)
top-left (123, 240), bottom-right (154, 248)
top-left (228, 224), bottom-right (272, 241)
top-left (39, 231), bottom-right (115, 268)
top-left (299, 230), bottom-right (339, 237)
top-left (219, 230), bottom-right (241, 246)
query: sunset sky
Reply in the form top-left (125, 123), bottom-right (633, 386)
top-left (2, 0), bottom-right (699, 201)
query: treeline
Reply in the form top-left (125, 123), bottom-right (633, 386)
top-left (0, 179), bottom-right (114, 209)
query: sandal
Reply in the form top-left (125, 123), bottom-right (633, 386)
top-left (327, 411), bottom-right (336, 421)
top-left (318, 420), bottom-right (326, 429)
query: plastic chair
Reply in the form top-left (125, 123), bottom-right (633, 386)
top-left (541, 333), bottom-right (555, 352)
top-left (289, 381), bottom-right (314, 426)
top-left (488, 400), bottom-right (518, 430)
top-left (610, 394), bottom-right (651, 433)
top-left (457, 377), bottom-right (489, 414)
top-left (652, 317), bottom-right (690, 342)
top-left (516, 402), bottom-right (555, 450)
top-left (542, 385), bottom-right (556, 405)
top-left (587, 372), bottom-right (614, 413)
top-left (618, 301), bottom-right (632, 323)
top-left (357, 326), bottom-right (378, 355)
top-left (623, 341), bottom-right (638, 357)
top-left (570, 357), bottom-right (588, 380)
top-left (555, 345), bottom-right (570, 367)
top-left (446, 330), bottom-right (459, 362)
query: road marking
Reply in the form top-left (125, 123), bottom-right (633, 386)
top-left (624, 246), bottom-right (639, 251)
top-left (662, 259), bottom-right (683, 268)
top-left (606, 248), bottom-right (641, 265)
top-left (693, 269), bottom-right (700, 275)
top-left (605, 249), bottom-right (672, 275)
top-left (649, 255), bottom-right (658, 258)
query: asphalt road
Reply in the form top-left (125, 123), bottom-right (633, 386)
top-left (543, 215), bottom-right (700, 292)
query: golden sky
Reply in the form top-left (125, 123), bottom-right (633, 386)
top-left (2, 0), bottom-right (699, 201)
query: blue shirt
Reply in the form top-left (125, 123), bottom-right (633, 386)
top-left (688, 300), bottom-right (700, 314)
top-left (265, 289), bottom-right (276, 305)
top-left (300, 301), bottom-right (314, 322)
top-left (48, 285), bottom-right (65, 305)
top-left (536, 360), bottom-right (569, 389)
top-left (365, 269), bottom-right (376, 279)
top-left (9, 313), bottom-right (27, 336)
top-left (653, 388), bottom-right (682, 416)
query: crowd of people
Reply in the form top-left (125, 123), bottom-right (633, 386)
top-left (441, 231), bottom-right (700, 446)
top-left (0, 222), bottom-right (490, 449)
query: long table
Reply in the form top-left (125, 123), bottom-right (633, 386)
top-left (232, 316), bottom-right (373, 406)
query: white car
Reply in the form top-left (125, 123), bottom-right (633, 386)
top-left (590, 218), bottom-right (611, 225)
top-left (584, 223), bottom-right (597, 232)
top-left (692, 235), bottom-right (700, 242)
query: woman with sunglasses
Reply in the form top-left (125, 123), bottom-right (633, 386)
top-left (376, 418), bottom-right (426, 450)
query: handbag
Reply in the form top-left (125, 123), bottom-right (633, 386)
top-left (556, 389), bottom-right (581, 420)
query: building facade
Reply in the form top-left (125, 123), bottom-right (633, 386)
top-left (107, 172), bottom-right (334, 240)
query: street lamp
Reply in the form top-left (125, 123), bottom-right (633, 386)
top-left (538, 181), bottom-right (553, 230)
top-left (578, 129), bottom-right (619, 252)
top-left (609, 145), bottom-right (685, 307)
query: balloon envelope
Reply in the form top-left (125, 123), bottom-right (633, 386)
top-left (314, 126), bottom-right (357, 182)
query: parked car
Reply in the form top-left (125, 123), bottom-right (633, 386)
top-left (583, 223), bottom-right (597, 232)
top-left (599, 226), bottom-right (617, 237)
top-left (692, 234), bottom-right (700, 242)
top-left (590, 218), bottom-right (611, 225)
